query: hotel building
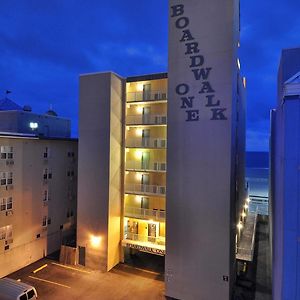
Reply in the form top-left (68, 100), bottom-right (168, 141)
top-left (77, 0), bottom-right (246, 299)
top-left (270, 47), bottom-right (300, 300)
top-left (0, 100), bottom-right (77, 278)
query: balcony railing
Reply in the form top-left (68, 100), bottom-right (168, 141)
top-left (126, 161), bottom-right (166, 172)
top-left (125, 206), bottom-right (165, 221)
top-left (124, 232), bottom-right (165, 246)
top-left (126, 137), bottom-right (167, 148)
top-left (126, 114), bottom-right (167, 126)
top-left (127, 91), bottom-right (167, 103)
top-left (125, 183), bottom-right (166, 196)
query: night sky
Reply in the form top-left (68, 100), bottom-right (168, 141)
top-left (0, 0), bottom-right (299, 151)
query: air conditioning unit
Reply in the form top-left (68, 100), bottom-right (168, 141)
top-left (6, 210), bottom-right (13, 216)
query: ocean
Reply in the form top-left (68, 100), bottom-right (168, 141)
top-left (246, 151), bottom-right (269, 214)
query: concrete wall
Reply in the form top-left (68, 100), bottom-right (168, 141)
top-left (0, 137), bottom-right (77, 278)
top-left (166, 1), bottom-right (240, 299)
top-left (77, 72), bottom-right (124, 271)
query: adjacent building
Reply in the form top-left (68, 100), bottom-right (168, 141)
top-left (0, 97), bottom-right (70, 138)
top-left (0, 100), bottom-right (77, 278)
top-left (270, 47), bottom-right (300, 300)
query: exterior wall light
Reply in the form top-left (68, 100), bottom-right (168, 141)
top-left (29, 122), bottom-right (38, 129)
top-left (137, 83), bottom-right (144, 92)
top-left (90, 235), bottom-right (102, 248)
top-left (136, 129), bottom-right (143, 136)
top-left (237, 222), bottom-right (243, 230)
top-left (135, 151), bottom-right (143, 159)
top-left (136, 106), bottom-right (144, 114)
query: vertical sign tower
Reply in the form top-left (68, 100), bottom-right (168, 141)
top-left (166, 1), bottom-right (241, 299)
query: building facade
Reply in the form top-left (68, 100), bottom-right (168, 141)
top-left (270, 47), bottom-right (300, 300)
top-left (77, 1), bottom-right (246, 299)
top-left (0, 98), bottom-right (77, 277)
top-left (0, 98), bottom-right (70, 138)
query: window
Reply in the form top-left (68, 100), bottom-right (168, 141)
top-left (42, 216), bottom-right (47, 227)
top-left (43, 168), bottom-right (48, 180)
top-left (0, 172), bottom-right (13, 186)
top-left (0, 225), bottom-right (12, 240)
top-left (0, 146), bottom-right (13, 160)
top-left (43, 190), bottom-right (48, 202)
top-left (47, 218), bottom-right (51, 225)
top-left (27, 289), bottom-right (35, 299)
top-left (44, 147), bottom-right (50, 158)
top-left (0, 173), bottom-right (6, 185)
top-left (19, 294), bottom-right (27, 300)
top-left (0, 198), bottom-right (6, 211)
top-left (0, 197), bottom-right (12, 211)
top-left (7, 172), bottom-right (13, 185)
top-left (43, 169), bottom-right (52, 180)
top-left (6, 197), bottom-right (12, 210)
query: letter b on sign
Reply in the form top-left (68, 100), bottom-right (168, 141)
top-left (171, 4), bottom-right (184, 17)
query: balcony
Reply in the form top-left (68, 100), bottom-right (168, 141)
top-left (126, 161), bottom-right (166, 172)
top-left (126, 114), bottom-right (167, 126)
top-left (125, 183), bottom-right (166, 196)
top-left (127, 91), bottom-right (167, 103)
top-left (125, 206), bottom-right (165, 222)
top-left (126, 137), bottom-right (167, 149)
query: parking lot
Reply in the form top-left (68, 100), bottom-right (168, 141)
top-left (7, 254), bottom-right (165, 300)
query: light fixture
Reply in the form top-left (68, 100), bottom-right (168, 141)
top-left (135, 150), bottom-right (143, 159)
top-left (125, 171), bottom-right (129, 175)
top-left (137, 83), bottom-right (144, 92)
top-left (136, 106), bottom-right (143, 114)
top-left (237, 222), bottom-right (243, 230)
top-left (242, 212), bottom-right (246, 218)
top-left (244, 204), bottom-right (248, 209)
top-left (126, 148), bottom-right (130, 153)
top-left (135, 173), bottom-right (143, 180)
top-left (90, 235), bottom-right (102, 248)
top-left (29, 122), bottom-right (38, 129)
top-left (237, 58), bottom-right (241, 70)
top-left (246, 197), bottom-right (250, 203)
top-left (136, 129), bottom-right (143, 136)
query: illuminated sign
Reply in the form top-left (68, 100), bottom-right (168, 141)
top-left (170, 4), bottom-right (228, 121)
top-left (123, 242), bottom-right (165, 256)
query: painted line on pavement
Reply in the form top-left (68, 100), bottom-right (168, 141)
top-left (33, 264), bottom-right (48, 274)
top-left (28, 276), bottom-right (71, 289)
top-left (51, 262), bottom-right (92, 274)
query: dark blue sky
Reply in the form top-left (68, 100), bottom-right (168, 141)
top-left (0, 0), bottom-right (299, 151)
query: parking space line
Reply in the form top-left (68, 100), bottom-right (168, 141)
top-left (33, 264), bottom-right (48, 274)
top-left (51, 262), bottom-right (92, 274)
top-left (28, 276), bottom-right (71, 289)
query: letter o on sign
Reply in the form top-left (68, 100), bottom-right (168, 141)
top-left (176, 83), bottom-right (189, 95)
top-left (175, 17), bottom-right (189, 29)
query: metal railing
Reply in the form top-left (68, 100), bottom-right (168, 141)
top-left (124, 232), bottom-right (166, 246)
top-left (236, 212), bottom-right (258, 261)
top-left (126, 114), bottom-right (167, 125)
top-left (126, 161), bottom-right (167, 172)
top-left (127, 91), bottom-right (167, 102)
top-left (126, 137), bottom-right (167, 148)
top-left (124, 206), bottom-right (165, 221)
top-left (125, 183), bottom-right (166, 196)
